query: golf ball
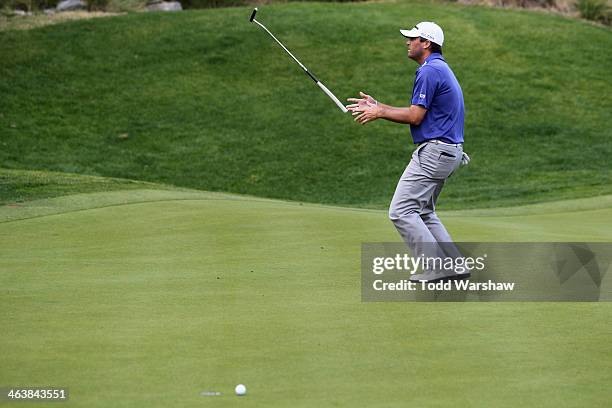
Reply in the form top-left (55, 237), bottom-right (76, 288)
top-left (235, 384), bottom-right (246, 396)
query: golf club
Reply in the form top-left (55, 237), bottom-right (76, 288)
top-left (249, 8), bottom-right (348, 113)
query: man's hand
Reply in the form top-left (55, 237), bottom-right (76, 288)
top-left (346, 91), bottom-right (383, 125)
top-left (347, 91), bottom-right (377, 108)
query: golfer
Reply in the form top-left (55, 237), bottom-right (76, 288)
top-left (347, 22), bottom-right (469, 282)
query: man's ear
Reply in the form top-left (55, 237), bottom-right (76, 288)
top-left (423, 40), bottom-right (432, 50)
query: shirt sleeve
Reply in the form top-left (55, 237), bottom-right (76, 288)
top-left (411, 67), bottom-right (439, 109)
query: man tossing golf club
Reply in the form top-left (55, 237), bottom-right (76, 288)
top-left (347, 22), bottom-right (470, 283)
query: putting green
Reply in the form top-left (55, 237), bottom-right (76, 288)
top-left (1, 190), bottom-right (611, 407)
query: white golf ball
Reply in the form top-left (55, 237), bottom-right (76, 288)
top-left (235, 384), bottom-right (246, 396)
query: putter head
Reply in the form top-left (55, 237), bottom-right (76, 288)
top-left (249, 8), bottom-right (257, 22)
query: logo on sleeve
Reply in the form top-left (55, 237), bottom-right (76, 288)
top-left (419, 93), bottom-right (426, 100)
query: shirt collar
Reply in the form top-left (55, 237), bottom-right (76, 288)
top-left (422, 52), bottom-right (444, 66)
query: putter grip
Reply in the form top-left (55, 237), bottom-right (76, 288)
top-left (317, 82), bottom-right (348, 113)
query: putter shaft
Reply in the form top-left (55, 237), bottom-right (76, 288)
top-left (250, 9), bottom-right (347, 113)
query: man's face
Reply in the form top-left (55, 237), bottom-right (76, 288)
top-left (406, 37), bottom-right (427, 61)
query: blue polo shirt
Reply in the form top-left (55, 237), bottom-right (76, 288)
top-left (410, 53), bottom-right (464, 144)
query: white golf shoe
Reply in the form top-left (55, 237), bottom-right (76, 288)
top-left (409, 269), bottom-right (470, 283)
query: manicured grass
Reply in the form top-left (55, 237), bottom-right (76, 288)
top-left (0, 168), bottom-right (181, 205)
top-left (0, 169), bottom-right (271, 222)
top-left (1, 188), bottom-right (611, 407)
top-left (0, 1), bottom-right (610, 210)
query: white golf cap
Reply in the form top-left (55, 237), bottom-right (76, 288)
top-left (400, 22), bottom-right (444, 46)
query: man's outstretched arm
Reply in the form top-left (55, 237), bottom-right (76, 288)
top-left (346, 91), bottom-right (427, 126)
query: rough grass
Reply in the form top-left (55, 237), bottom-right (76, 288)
top-left (1, 1), bottom-right (611, 210)
top-left (0, 11), bottom-right (123, 31)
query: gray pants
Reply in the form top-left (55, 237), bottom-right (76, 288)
top-left (389, 142), bottom-right (463, 261)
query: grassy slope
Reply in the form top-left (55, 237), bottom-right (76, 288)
top-left (1, 187), bottom-right (611, 407)
top-left (0, 168), bottom-right (183, 205)
top-left (0, 2), bottom-right (611, 210)
top-left (0, 169), bottom-right (277, 222)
